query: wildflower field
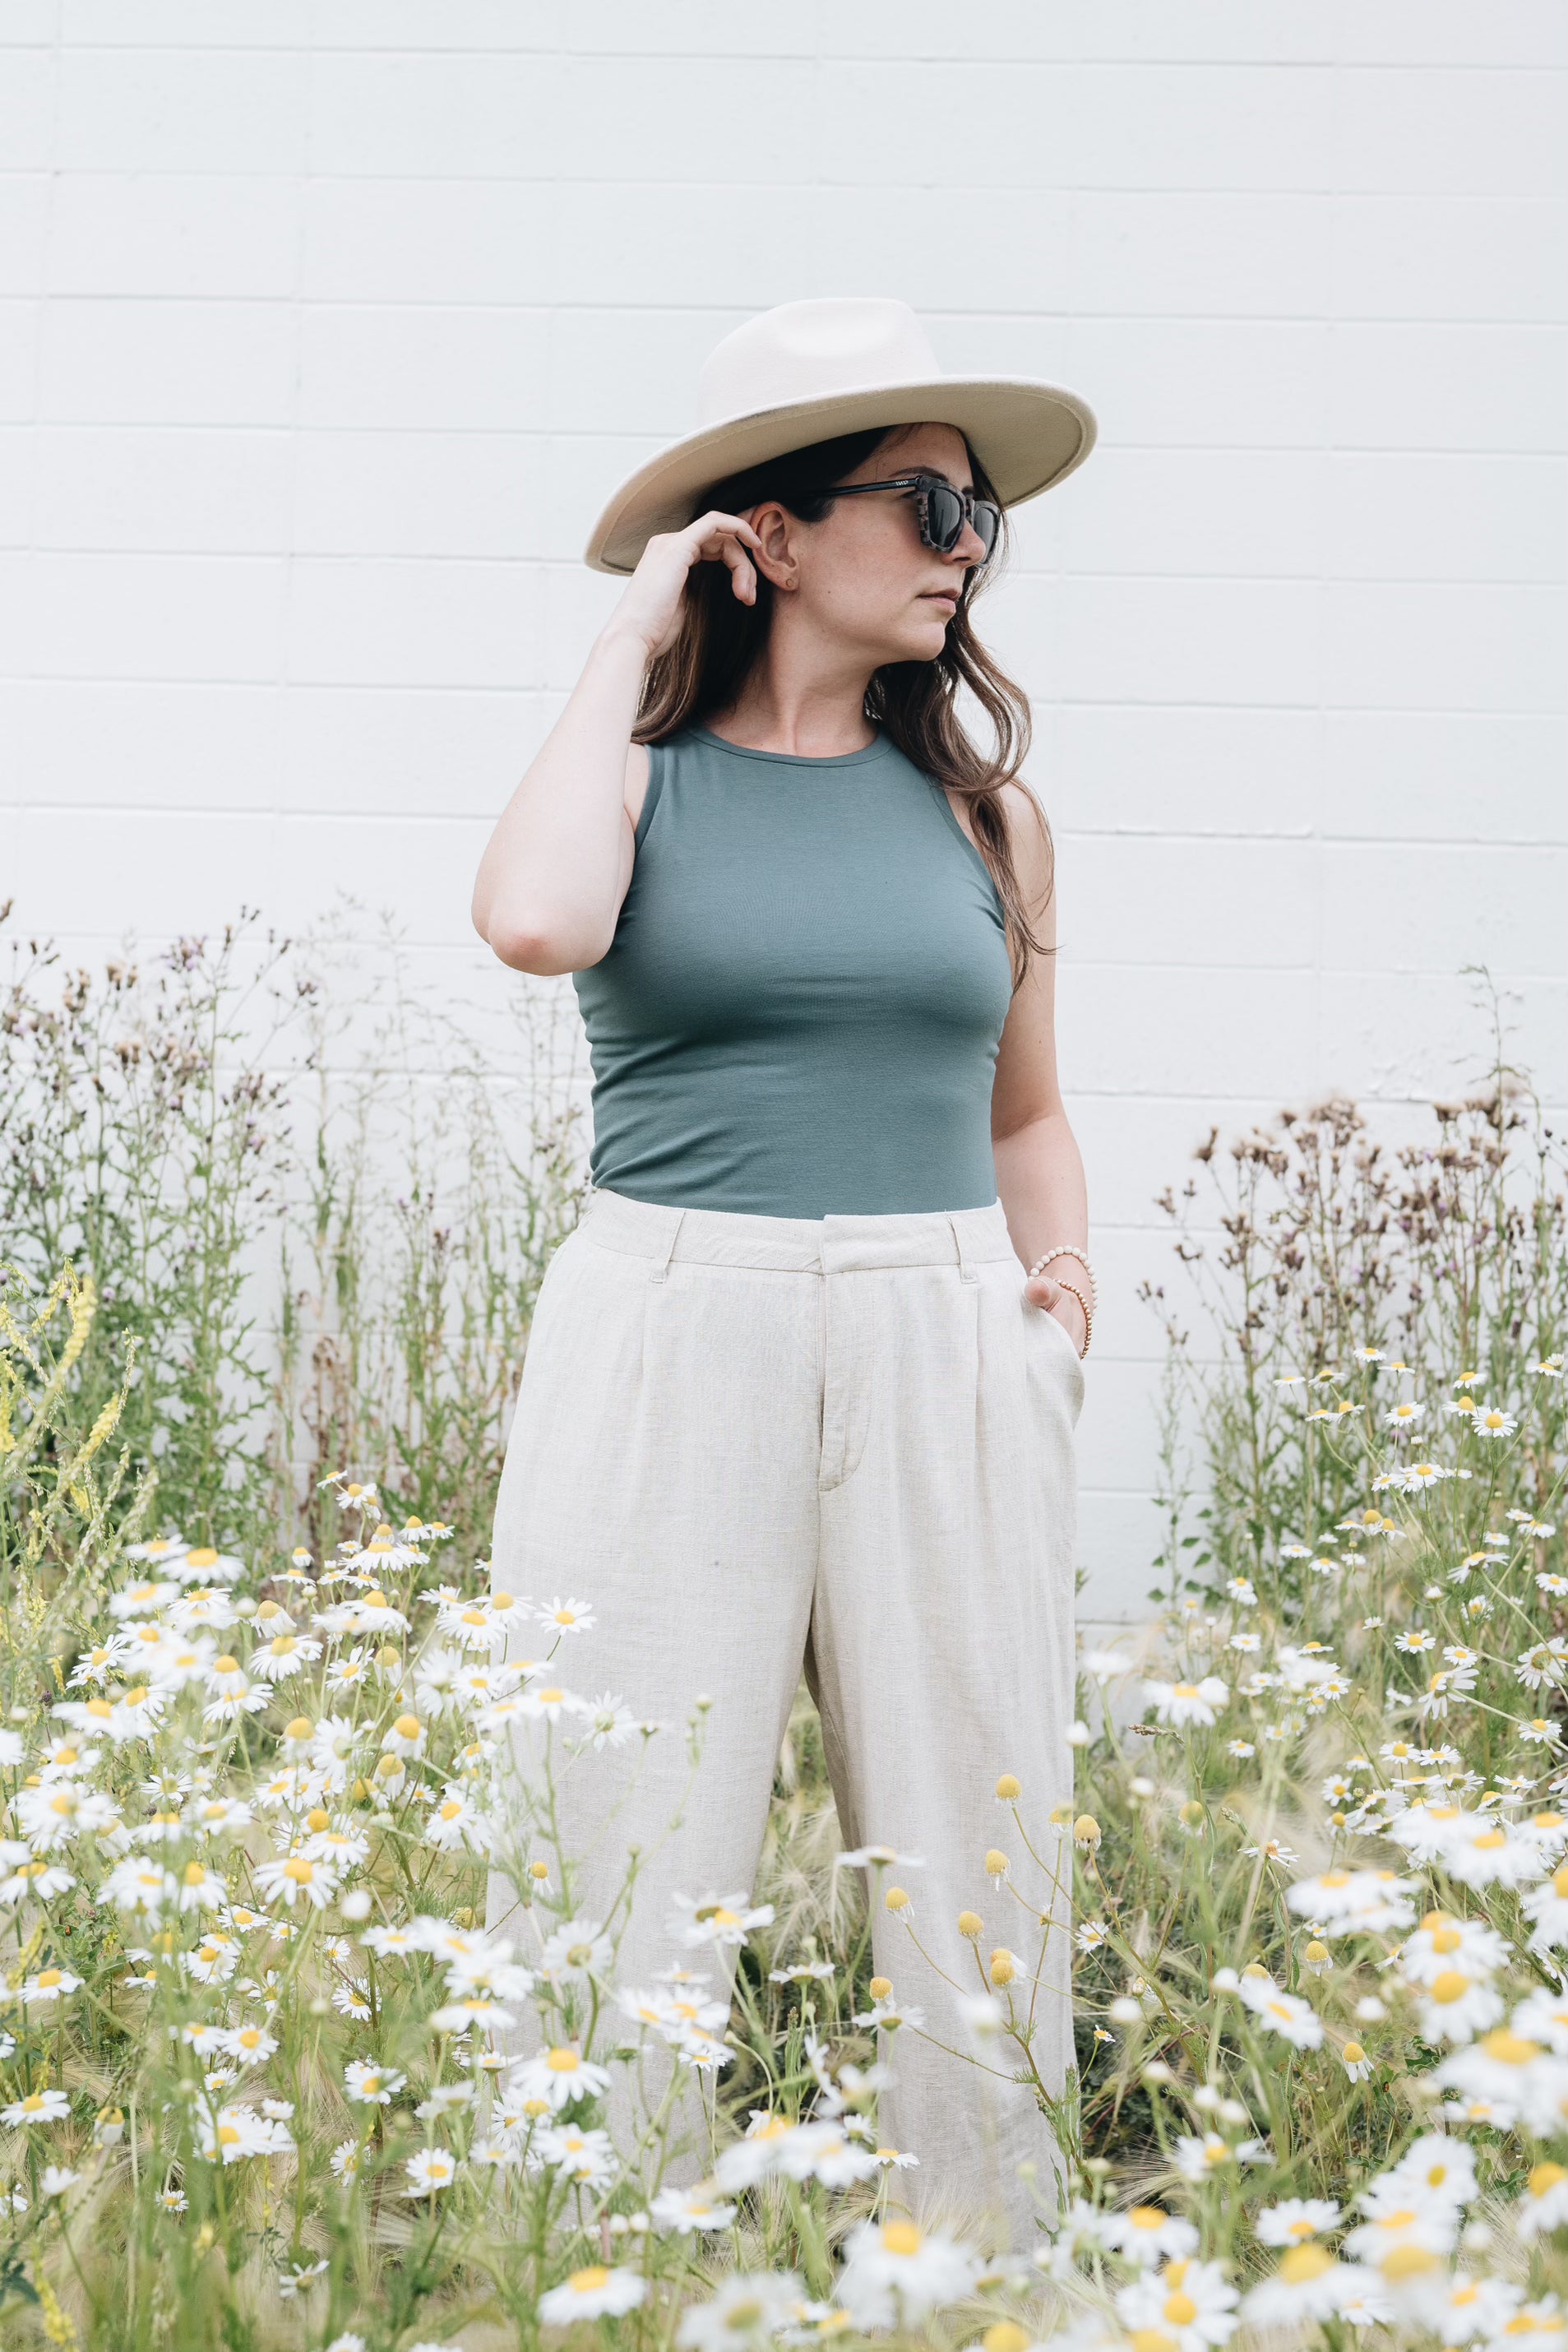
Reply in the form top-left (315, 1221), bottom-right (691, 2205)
top-left (2, 914), bottom-right (1567, 2352)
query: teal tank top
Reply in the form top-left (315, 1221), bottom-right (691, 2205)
top-left (571, 723), bottom-right (1013, 1219)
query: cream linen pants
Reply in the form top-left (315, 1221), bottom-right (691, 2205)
top-left (486, 1183), bottom-right (1083, 2251)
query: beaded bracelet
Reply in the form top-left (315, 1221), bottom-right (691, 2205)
top-left (1051, 1279), bottom-right (1094, 1359)
top-left (1026, 1243), bottom-right (1098, 1305)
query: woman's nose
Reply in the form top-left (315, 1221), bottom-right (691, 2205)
top-left (949, 520), bottom-right (988, 567)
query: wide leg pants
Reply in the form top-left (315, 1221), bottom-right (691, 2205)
top-left (485, 1183), bottom-right (1084, 2251)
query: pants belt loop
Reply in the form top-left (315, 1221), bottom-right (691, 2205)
top-left (648, 1206), bottom-right (687, 1283)
top-left (950, 1211), bottom-right (979, 1285)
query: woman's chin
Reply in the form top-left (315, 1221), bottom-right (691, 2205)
top-left (888, 618), bottom-right (954, 664)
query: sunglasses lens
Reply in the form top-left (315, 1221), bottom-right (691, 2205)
top-left (972, 500), bottom-right (1001, 559)
top-left (924, 484), bottom-right (964, 552)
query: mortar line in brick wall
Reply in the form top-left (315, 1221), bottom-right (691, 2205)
top-left (32, 40), bottom-right (1568, 66)
top-left (12, 538), bottom-right (1568, 586)
top-left (6, 174), bottom-right (1566, 196)
top-left (7, 681), bottom-right (1566, 721)
top-left (10, 287), bottom-right (1565, 325)
top-left (12, 799), bottom-right (1568, 856)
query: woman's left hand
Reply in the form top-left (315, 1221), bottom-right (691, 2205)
top-left (1024, 1271), bottom-right (1086, 1356)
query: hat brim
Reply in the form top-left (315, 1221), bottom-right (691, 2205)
top-left (582, 377), bottom-right (1097, 575)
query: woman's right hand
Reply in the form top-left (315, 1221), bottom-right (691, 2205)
top-left (608, 510), bottom-right (766, 663)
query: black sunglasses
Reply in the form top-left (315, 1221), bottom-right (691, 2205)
top-left (821, 472), bottom-right (1002, 562)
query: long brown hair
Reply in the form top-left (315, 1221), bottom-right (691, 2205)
top-left (631, 424), bottom-right (1052, 993)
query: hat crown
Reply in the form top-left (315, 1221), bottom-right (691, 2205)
top-left (696, 298), bottom-right (942, 429)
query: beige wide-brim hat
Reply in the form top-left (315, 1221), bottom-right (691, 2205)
top-left (583, 295), bottom-right (1098, 576)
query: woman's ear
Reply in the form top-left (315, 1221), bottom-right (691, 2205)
top-left (745, 499), bottom-right (802, 594)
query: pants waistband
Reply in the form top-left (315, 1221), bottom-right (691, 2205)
top-left (580, 1186), bottom-right (1020, 1279)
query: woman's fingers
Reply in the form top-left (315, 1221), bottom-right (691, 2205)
top-left (688, 508), bottom-right (764, 556)
top-left (719, 540), bottom-right (756, 605)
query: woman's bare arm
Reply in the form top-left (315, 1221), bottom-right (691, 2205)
top-left (471, 511), bottom-right (765, 975)
top-left (989, 785), bottom-right (1091, 1352)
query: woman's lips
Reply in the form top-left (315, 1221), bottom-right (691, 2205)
top-left (922, 590), bottom-right (958, 609)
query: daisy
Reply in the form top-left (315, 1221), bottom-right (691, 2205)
top-left (0, 1858), bottom-right (75, 1906)
top-left (834, 2216), bottom-right (981, 2331)
top-left (511, 1682), bottom-right (588, 1726)
top-left (1519, 2161), bottom-right (1568, 2240)
top-left (168, 1587), bottom-right (238, 1633)
top-left (1117, 2257), bottom-right (1239, 2352)
top-left (197, 2105), bottom-right (295, 2164)
top-left (650, 2183), bottom-right (740, 2232)
top-left (1509, 1987), bottom-right (1568, 2053)
top-left (379, 1711), bottom-right (428, 1760)
top-left (1286, 1868), bottom-right (1416, 1938)
top-left (176, 1545), bottom-right (247, 1584)
top-left (324, 1654), bottom-right (374, 1694)
top-left (1490, 2301), bottom-right (1568, 2351)
top-left (175, 1861), bottom-right (227, 1913)
top-left (202, 1672), bottom-right (268, 1726)
top-left (224, 2022), bottom-right (279, 2067)
top-left (1384, 1401), bottom-right (1423, 1430)
top-left (402, 2147), bottom-right (461, 2197)
top-left (538, 1916), bottom-right (615, 1980)
top-left (109, 1580), bottom-right (177, 1621)
top-left (1413, 1970), bottom-right (1505, 2044)
top-left (1519, 1640), bottom-right (1568, 1691)
top-left (534, 1595), bottom-right (595, 1636)
top-left (1381, 2132), bottom-right (1477, 2208)
top-left (1524, 1865), bottom-right (1568, 1954)
top-left (254, 1851), bottom-right (340, 1911)
top-left (1099, 2206), bottom-right (1200, 2266)
top-left (1, 2087), bottom-right (70, 2126)
top-left (1141, 1676), bottom-right (1229, 1729)
top-left (101, 1858), bottom-right (175, 1917)
top-left (1256, 2198), bottom-right (1342, 2246)
top-left (424, 1789), bottom-right (493, 1855)
top-left (507, 2044), bottom-right (612, 2113)
top-left (344, 2060), bottom-right (405, 2105)
top-left (482, 1589), bottom-right (530, 1636)
top-left (1397, 1914), bottom-right (1510, 1986)
top-left (1343, 2198), bottom-right (1459, 2267)
top-left (674, 2272), bottom-right (802, 2351)
top-left (344, 1524), bottom-right (425, 1575)
top-left (667, 1890), bottom-right (775, 1951)
top-left (1432, 2028), bottom-right (1560, 2127)
top-left (436, 1598), bottom-right (503, 1651)
top-left (350, 1586), bottom-right (412, 1634)
top-left (534, 2122), bottom-right (618, 2190)
top-left (1472, 1405), bottom-right (1517, 1440)
top-left (1242, 2248), bottom-right (1375, 2326)
top-left (250, 1632), bottom-right (321, 1683)
top-left (537, 2267), bottom-right (645, 2324)
top-left (1395, 1461), bottom-right (1454, 1491)
top-left (327, 1478), bottom-right (381, 1515)
top-left (1173, 2133), bottom-right (1241, 2179)
top-left (126, 1534), bottom-right (190, 1571)
top-left (1446, 1820), bottom-right (1545, 1891)
top-left (1237, 1973), bottom-right (1324, 2049)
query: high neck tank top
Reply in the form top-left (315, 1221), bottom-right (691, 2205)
top-left (571, 723), bottom-right (1013, 1220)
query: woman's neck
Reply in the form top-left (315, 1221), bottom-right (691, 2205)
top-left (705, 635), bottom-right (879, 759)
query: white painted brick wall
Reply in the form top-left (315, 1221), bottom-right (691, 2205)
top-left (2, 3), bottom-right (1565, 1621)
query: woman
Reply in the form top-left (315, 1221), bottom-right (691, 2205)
top-left (471, 299), bottom-right (1098, 2249)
